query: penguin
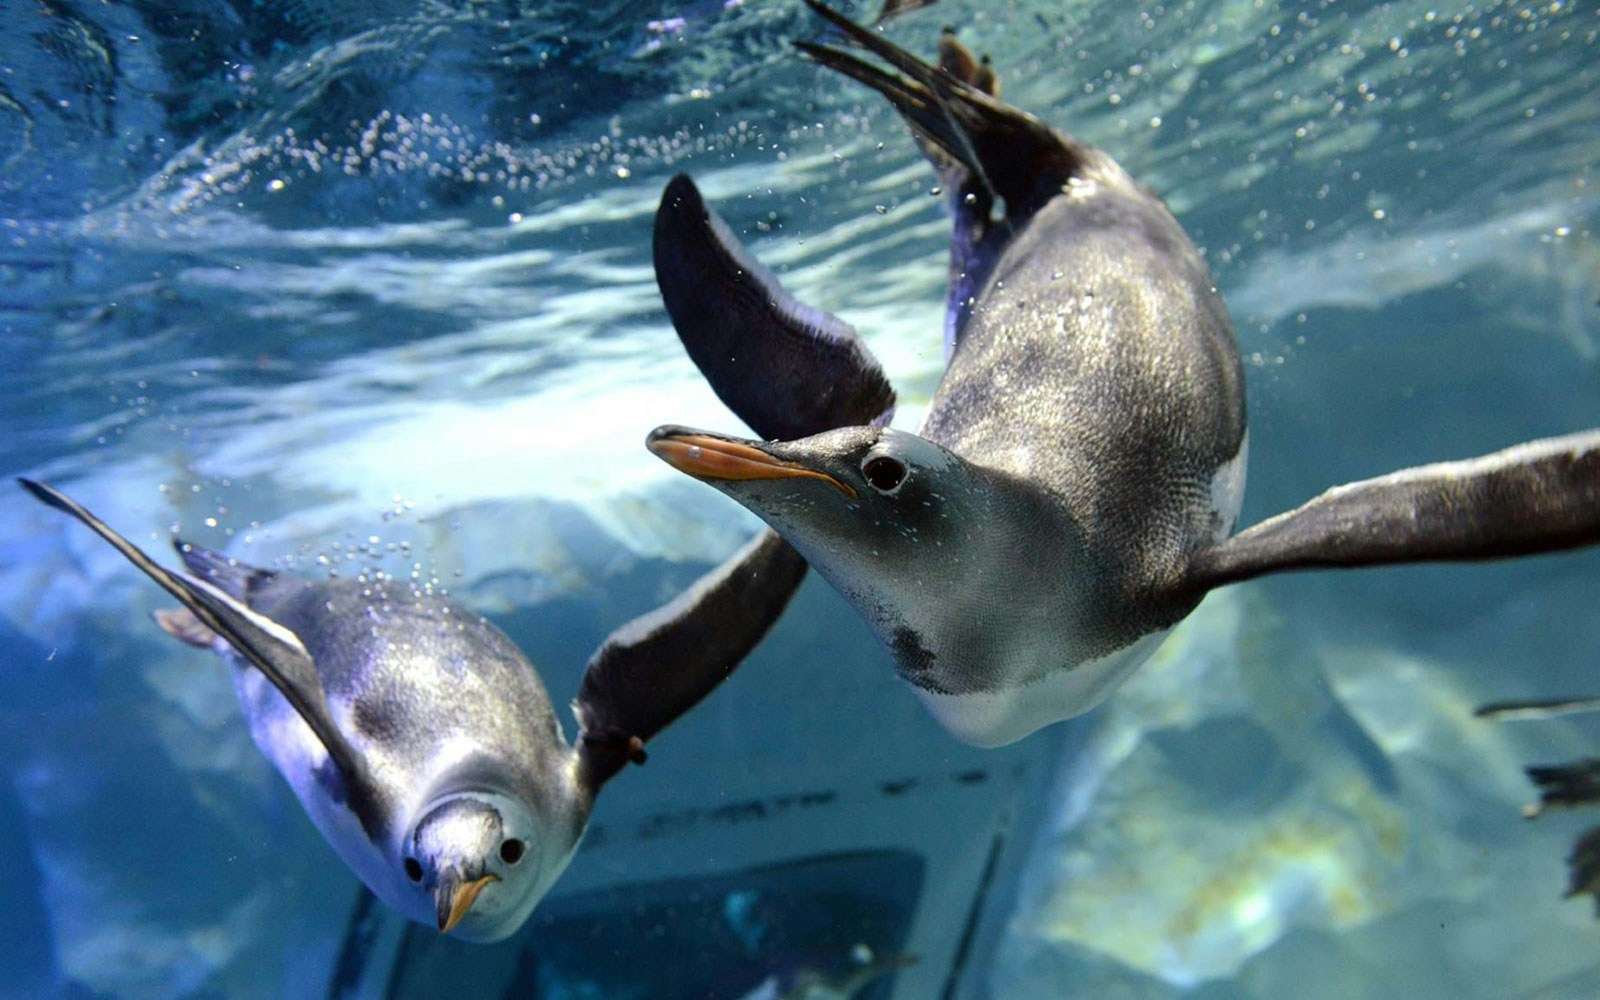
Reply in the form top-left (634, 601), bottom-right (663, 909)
top-left (645, 0), bottom-right (1600, 748)
top-left (14, 311), bottom-right (891, 941)
top-left (935, 26), bottom-right (978, 85)
top-left (972, 54), bottom-right (998, 98)
top-left (935, 28), bottom-right (998, 97)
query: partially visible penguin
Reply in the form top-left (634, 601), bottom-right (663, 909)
top-left (15, 316), bottom-right (891, 939)
top-left (646, 0), bottom-right (1600, 748)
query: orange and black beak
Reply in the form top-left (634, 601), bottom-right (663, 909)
top-left (435, 868), bottom-right (499, 934)
top-left (646, 427), bottom-right (857, 500)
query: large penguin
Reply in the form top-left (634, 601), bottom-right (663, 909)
top-left (646, 0), bottom-right (1600, 747)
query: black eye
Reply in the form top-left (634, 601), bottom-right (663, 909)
top-left (500, 838), bottom-right (526, 865)
top-left (404, 857), bottom-right (423, 883)
top-left (861, 455), bottom-right (907, 493)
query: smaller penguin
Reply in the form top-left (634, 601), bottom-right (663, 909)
top-left (19, 362), bottom-right (890, 946)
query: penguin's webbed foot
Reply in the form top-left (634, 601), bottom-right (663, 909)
top-left (625, 734), bottom-right (648, 765)
top-left (795, 0), bottom-right (1082, 220)
top-left (580, 728), bottom-right (647, 764)
top-left (576, 728), bottom-right (650, 790)
top-left (153, 606), bottom-right (220, 648)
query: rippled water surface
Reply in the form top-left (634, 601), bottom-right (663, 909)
top-left (2, 1), bottom-right (1598, 998)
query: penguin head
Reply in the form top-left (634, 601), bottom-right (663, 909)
top-left (402, 791), bottom-right (547, 942)
top-left (647, 422), bottom-right (1038, 656)
top-left (647, 423), bottom-right (965, 545)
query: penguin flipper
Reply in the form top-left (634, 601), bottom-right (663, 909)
top-left (18, 478), bottom-right (384, 831)
top-left (795, 0), bottom-right (1085, 218)
top-left (654, 173), bottom-right (897, 440)
top-left (573, 528), bottom-right (807, 790)
top-left (618, 172), bottom-right (889, 790)
top-left (1184, 431), bottom-right (1600, 592)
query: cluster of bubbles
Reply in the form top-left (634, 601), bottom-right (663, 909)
top-left (137, 103), bottom-right (809, 219)
top-left (152, 475), bottom-right (462, 609)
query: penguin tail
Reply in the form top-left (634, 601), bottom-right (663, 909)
top-left (795, 0), bottom-right (1088, 219)
top-left (171, 539), bottom-right (274, 601)
top-left (18, 477), bottom-right (388, 840)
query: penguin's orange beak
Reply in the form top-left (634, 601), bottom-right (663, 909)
top-left (436, 872), bottom-right (499, 934)
top-left (646, 429), bottom-right (857, 499)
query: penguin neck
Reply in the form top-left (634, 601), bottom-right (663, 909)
top-left (851, 457), bottom-right (1130, 684)
top-left (826, 449), bottom-right (1190, 747)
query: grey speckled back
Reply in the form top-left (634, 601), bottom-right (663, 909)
top-left (241, 573), bottom-right (575, 825)
top-left (925, 166), bottom-right (1246, 609)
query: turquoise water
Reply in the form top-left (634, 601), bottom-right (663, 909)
top-left (2, 1), bottom-right (1598, 997)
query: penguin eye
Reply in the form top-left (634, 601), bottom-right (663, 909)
top-left (861, 454), bottom-right (908, 494)
top-left (500, 838), bottom-right (526, 865)
top-left (404, 857), bottom-right (423, 883)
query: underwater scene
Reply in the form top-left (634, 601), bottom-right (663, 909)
top-left (3, 0), bottom-right (1599, 997)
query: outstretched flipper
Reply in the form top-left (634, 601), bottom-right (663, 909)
top-left (573, 527), bottom-right (808, 789)
top-left (653, 174), bottom-right (897, 440)
top-left (1184, 431), bottom-right (1600, 592)
top-left (18, 478), bottom-right (386, 836)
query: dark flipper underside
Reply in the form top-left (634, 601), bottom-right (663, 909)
top-left (1185, 430), bottom-right (1600, 593)
top-left (171, 539), bottom-right (275, 600)
top-left (573, 527), bottom-right (808, 790)
top-left (653, 173), bottom-right (896, 440)
top-left (18, 478), bottom-right (387, 838)
top-left (795, 0), bottom-right (1086, 221)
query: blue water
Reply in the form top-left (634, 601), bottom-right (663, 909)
top-left (2, 1), bottom-right (1598, 997)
